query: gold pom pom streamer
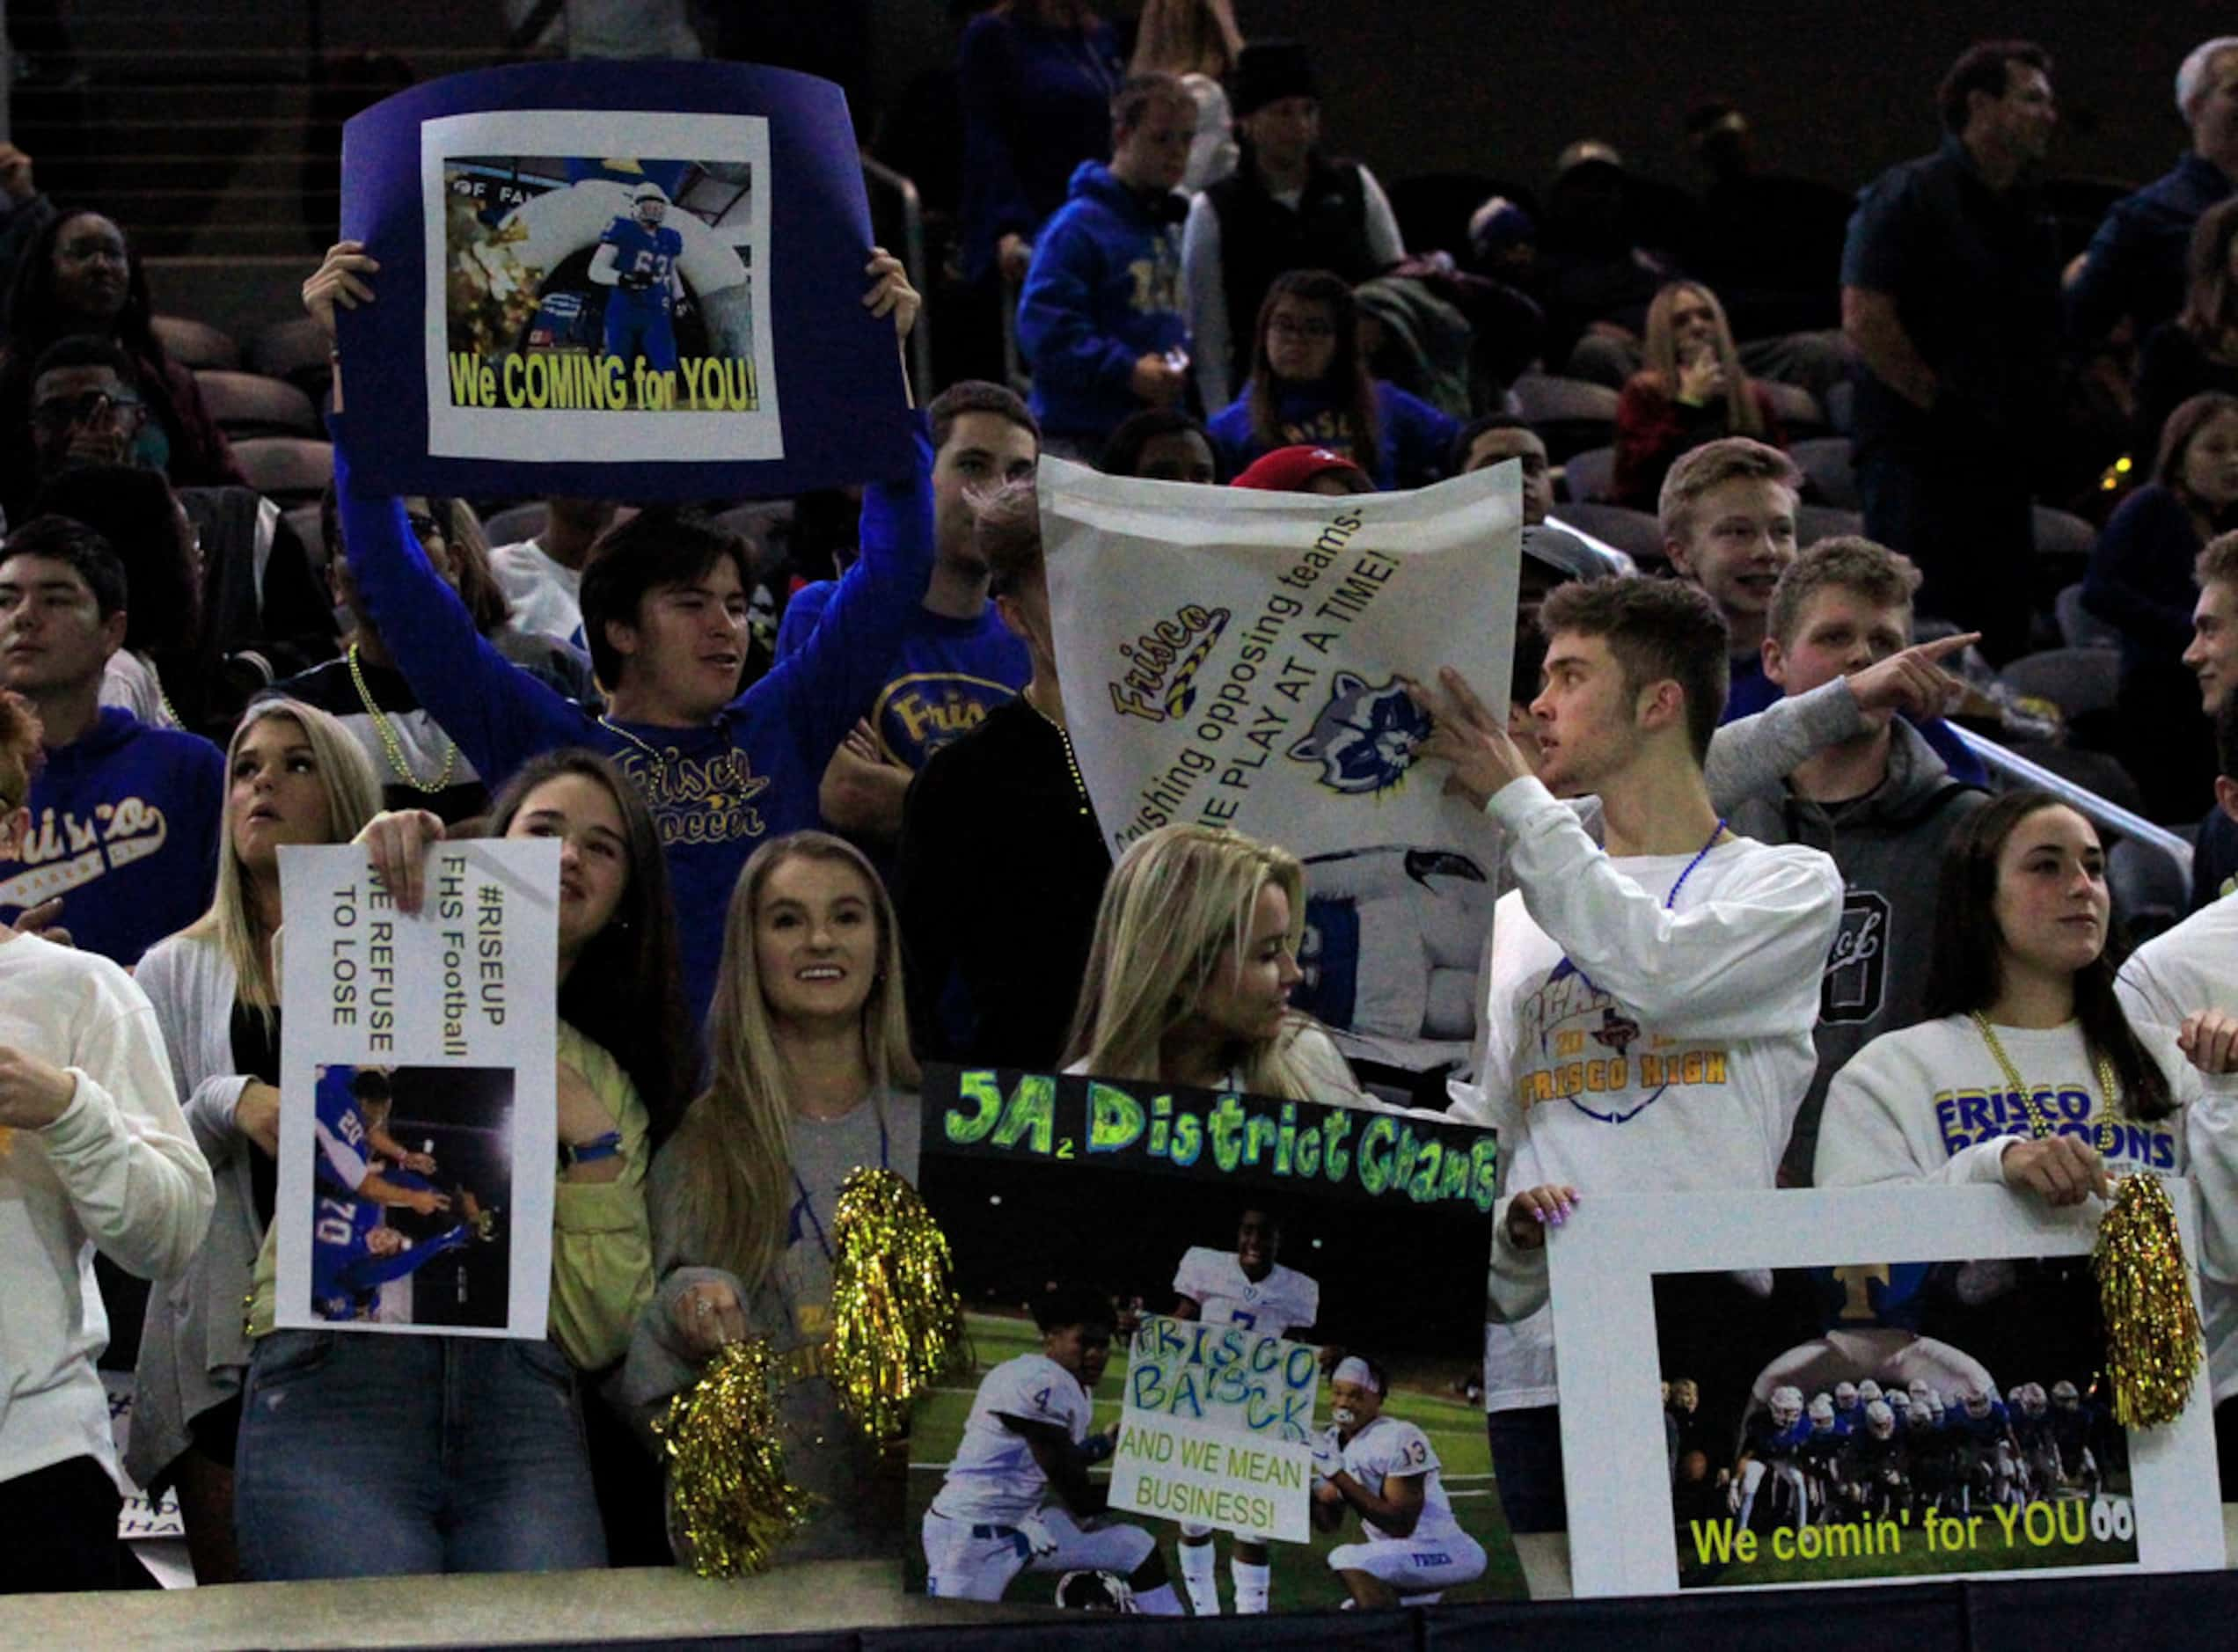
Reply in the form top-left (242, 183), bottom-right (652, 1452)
top-left (828, 1166), bottom-right (968, 1443)
top-left (2094, 1173), bottom-right (2204, 1429)
top-left (654, 1337), bottom-right (814, 1577)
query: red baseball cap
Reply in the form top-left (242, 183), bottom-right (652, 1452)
top-left (1228, 445), bottom-right (1373, 493)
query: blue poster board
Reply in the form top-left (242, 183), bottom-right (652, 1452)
top-left (337, 60), bottom-right (912, 501)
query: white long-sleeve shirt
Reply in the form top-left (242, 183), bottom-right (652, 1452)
top-left (0, 933), bottom-right (212, 1488)
top-left (1181, 165), bottom-right (1405, 413)
top-left (1816, 1012), bottom-right (2238, 1400)
top-left (1458, 776), bottom-right (1840, 1410)
top-left (2116, 891), bottom-right (2238, 1034)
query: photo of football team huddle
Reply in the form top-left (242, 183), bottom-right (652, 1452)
top-left (908, 1109), bottom-right (1514, 1616)
top-left (1651, 1256), bottom-right (2139, 1586)
top-left (304, 1064), bottom-right (512, 1328)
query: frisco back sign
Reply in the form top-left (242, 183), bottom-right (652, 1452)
top-left (1109, 1312), bottom-right (1319, 1542)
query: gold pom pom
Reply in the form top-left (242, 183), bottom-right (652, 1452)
top-left (827, 1166), bottom-right (968, 1442)
top-left (2093, 1173), bottom-right (2204, 1429)
top-left (654, 1338), bottom-right (814, 1577)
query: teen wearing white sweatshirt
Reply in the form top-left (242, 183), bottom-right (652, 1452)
top-left (1816, 790), bottom-right (2238, 1475)
top-left (0, 688), bottom-right (212, 1594)
top-left (1416, 575), bottom-right (1843, 1534)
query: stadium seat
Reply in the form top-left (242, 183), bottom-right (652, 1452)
top-left (1560, 443), bottom-right (1615, 503)
top-left (1547, 503), bottom-right (1664, 567)
top-left (248, 316), bottom-right (339, 398)
top-left (1510, 373), bottom-right (1618, 461)
top-left (232, 436), bottom-right (333, 506)
top-left (1759, 379), bottom-right (1826, 435)
top-left (1822, 379), bottom-right (1854, 435)
top-left (2032, 505), bottom-right (2095, 560)
top-left (2107, 835), bottom-right (2189, 942)
top-left (151, 314), bottom-right (240, 371)
top-left (194, 370), bottom-right (320, 439)
top-left (1796, 503), bottom-right (1862, 546)
top-left (2054, 582), bottom-right (2121, 651)
top-left (1790, 436), bottom-right (1858, 509)
top-left (481, 501), bottom-right (548, 547)
top-left (1998, 647), bottom-right (2119, 720)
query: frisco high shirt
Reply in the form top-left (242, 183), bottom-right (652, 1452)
top-left (1457, 774), bottom-right (1842, 1412)
top-left (0, 707), bottom-right (225, 968)
top-left (1814, 1013), bottom-right (2238, 1400)
top-left (773, 582), bottom-right (1028, 771)
top-left (329, 415), bottom-right (935, 1027)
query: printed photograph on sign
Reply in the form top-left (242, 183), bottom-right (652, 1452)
top-left (905, 1068), bottom-right (1517, 1617)
top-left (444, 154), bottom-right (757, 414)
top-left (419, 109), bottom-right (781, 464)
top-left (1656, 1256), bottom-right (2139, 1589)
top-left (304, 1064), bottom-right (515, 1328)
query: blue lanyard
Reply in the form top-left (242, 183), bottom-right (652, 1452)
top-left (1558, 818), bottom-right (1728, 995)
top-left (787, 1113), bottom-right (889, 1261)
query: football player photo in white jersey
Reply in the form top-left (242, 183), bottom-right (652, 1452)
top-left (923, 1284), bottom-right (1184, 1613)
top-left (1169, 1206), bottom-right (1321, 1614)
top-left (1313, 1356), bottom-right (1487, 1607)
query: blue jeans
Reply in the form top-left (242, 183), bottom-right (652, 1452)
top-left (234, 1329), bottom-right (608, 1579)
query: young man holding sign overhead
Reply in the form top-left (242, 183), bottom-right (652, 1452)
top-left (1414, 576), bottom-right (1843, 1536)
top-left (302, 241), bottom-right (925, 1024)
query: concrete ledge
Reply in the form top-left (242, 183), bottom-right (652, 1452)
top-left (2, 1560), bottom-right (1044, 1648)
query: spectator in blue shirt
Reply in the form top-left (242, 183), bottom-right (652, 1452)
top-left (0, 515), bottom-right (223, 964)
top-left (1207, 268), bottom-right (1458, 491)
top-left (2132, 198), bottom-right (2238, 465)
top-left (1841, 40), bottom-right (2061, 664)
top-left (1015, 72), bottom-right (1196, 457)
top-left (2069, 37), bottom-right (2238, 346)
top-left (780, 380), bottom-right (1040, 848)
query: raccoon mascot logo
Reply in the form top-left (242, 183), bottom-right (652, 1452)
top-left (1286, 670), bottom-right (1430, 796)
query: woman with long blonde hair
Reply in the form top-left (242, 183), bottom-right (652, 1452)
top-left (1068, 822), bottom-right (1363, 1100)
top-left (1064, 821), bottom-right (1365, 1616)
top-left (627, 830), bottom-right (923, 1561)
top-left (1613, 280), bottom-right (1782, 508)
top-left (129, 697), bottom-right (383, 1583)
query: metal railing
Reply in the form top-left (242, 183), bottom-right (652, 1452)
top-left (859, 154), bottom-right (932, 402)
top-left (1952, 727), bottom-right (2195, 884)
top-left (1547, 514), bottom-right (2197, 889)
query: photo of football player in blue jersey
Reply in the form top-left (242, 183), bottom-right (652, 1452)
top-left (590, 182), bottom-right (684, 379)
top-left (443, 153), bottom-right (761, 412)
top-left (295, 1064), bottom-right (513, 1329)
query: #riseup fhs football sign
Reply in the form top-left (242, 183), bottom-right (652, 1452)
top-left (1042, 458), bottom-right (1522, 859)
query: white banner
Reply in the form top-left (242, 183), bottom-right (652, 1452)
top-left (274, 840), bottom-right (560, 1337)
top-left (1042, 461), bottom-right (1523, 1064)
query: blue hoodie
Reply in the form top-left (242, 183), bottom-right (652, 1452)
top-left (0, 706), bottom-right (223, 966)
top-left (1208, 379), bottom-right (1459, 491)
top-left (1016, 161), bottom-right (1190, 446)
top-left (330, 416), bottom-right (935, 1027)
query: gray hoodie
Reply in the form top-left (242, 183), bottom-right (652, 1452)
top-left (1729, 717), bottom-right (1986, 1183)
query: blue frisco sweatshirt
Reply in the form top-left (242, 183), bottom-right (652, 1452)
top-left (330, 414), bottom-right (935, 1027)
top-left (0, 707), bottom-right (223, 966)
top-left (1016, 161), bottom-right (1190, 446)
top-left (1207, 379), bottom-right (1459, 491)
